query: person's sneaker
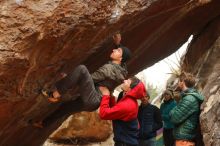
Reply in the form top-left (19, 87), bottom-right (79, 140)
top-left (47, 96), bottom-right (61, 103)
top-left (41, 89), bottom-right (52, 98)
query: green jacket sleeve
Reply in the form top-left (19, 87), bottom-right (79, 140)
top-left (160, 103), bottom-right (169, 121)
top-left (91, 64), bottom-right (114, 83)
top-left (170, 95), bottom-right (198, 125)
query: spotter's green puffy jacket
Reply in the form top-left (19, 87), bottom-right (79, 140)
top-left (170, 88), bottom-right (204, 140)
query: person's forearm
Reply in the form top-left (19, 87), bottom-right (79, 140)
top-left (99, 95), bottom-right (111, 119)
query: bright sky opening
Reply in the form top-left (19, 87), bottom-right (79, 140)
top-left (137, 35), bottom-right (193, 91)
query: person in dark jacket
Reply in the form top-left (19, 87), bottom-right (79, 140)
top-left (170, 72), bottom-right (204, 146)
top-left (160, 89), bottom-right (176, 146)
top-left (138, 93), bottom-right (163, 146)
top-left (99, 77), bottom-right (147, 146)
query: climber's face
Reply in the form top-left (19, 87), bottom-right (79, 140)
top-left (110, 48), bottom-right (123, 62)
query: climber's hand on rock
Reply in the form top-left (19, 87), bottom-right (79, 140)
top-left (113, 32), bottom-right (121, 45)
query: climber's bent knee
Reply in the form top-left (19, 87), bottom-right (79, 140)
top-left (77, 65), bottom-right (88, 72)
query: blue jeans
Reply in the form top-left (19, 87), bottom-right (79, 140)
top-left (139, 137), bottom-right (156, 146)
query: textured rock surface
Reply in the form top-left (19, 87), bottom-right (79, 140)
top-left (50, 112), bottom-right (112, 143)
top-left (0, 0), bottom-right (220, 145)
top-left (183, 17), bottom-right (220, 146)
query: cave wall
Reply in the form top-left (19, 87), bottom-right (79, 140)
top-left (0, 0), bottom-right (220, 145)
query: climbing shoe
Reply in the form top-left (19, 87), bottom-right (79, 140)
top-left (41, 89), bottom-right (52, 97)
top-left (41, 89), bottom-right (61, 103)
top-left (47, 96), bottom-right (61, 103)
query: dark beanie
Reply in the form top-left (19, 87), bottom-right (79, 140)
top-left (120, 46), bottom-right (132, 63)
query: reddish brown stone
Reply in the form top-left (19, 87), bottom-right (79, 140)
top-left (0, 0), bottom-right (220, 145)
